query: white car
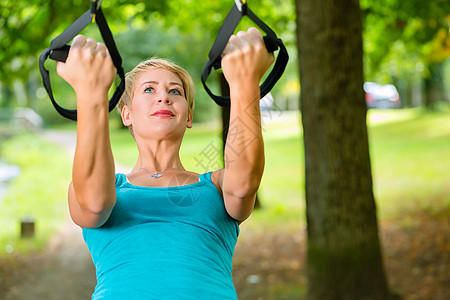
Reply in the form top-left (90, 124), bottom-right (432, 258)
top-left (364, 82), bottom-right (401, 109)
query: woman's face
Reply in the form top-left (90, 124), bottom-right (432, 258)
top-left (121, 68), bottom-right (192, 141)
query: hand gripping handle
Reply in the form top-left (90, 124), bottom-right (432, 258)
top-left (38, 7), bottom-right (125, 121)
top-left (201, 3), bottom-right (289, 107)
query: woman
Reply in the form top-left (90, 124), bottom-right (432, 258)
top-left (57, 27), bottom-right (274, 299)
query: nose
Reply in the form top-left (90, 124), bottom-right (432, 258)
top-left (156, 90), bottom-right (172, 105)
top-left (157, 98), bottom-right (171, 104)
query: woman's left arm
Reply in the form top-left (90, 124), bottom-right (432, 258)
top-left (213, 28), bottom-right (274, 222)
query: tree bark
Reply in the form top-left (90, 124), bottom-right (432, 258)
top-left (296, 0), bottom-right (391, 299)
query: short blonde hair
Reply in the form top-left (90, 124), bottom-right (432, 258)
top-left (117, 58), bottom-right (195, 119)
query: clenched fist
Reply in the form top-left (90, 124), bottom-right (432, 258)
top-left (221, 27), bottom-right (274, 91)
top-left (57, 35), bottom-right (116, 102)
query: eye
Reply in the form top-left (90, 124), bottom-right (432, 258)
top-left (169, 89), bottom-right (182, 96)
top-left (144, 87), bottom-right (155, 93)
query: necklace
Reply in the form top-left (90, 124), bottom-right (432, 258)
top-left (139, 167), bottom-right (177, 179)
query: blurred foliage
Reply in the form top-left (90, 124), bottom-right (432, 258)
top-left (1, 0), bottom-right (297, 122)
top-left (0, 0), bottom-right (168, 86)
top-left (2, 0), bottom-right (448, 118)
top-left (361, 0), bottom-right (450, 82)
top-left (113, 20), bottom-right (220, 123)
top-left (163, 0), bottom-right (298, 111)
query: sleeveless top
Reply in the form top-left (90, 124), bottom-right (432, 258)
top-left (83, 172), bottom-right (240, 300)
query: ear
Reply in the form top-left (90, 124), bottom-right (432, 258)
top-left (121, 105), bottom-right (132, 127)
top-left (186, 112), bottom-right (193, 129)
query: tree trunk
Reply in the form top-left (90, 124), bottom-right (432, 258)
top-left (0, 84), bottom-right (14, 108)
top-left (405, 78), bottom-right (414, 108)
top-left (296, 0), bottom-right (391, 299)
top-left (219, 73), bottom-right (261, 209)
top-left (424, 62), bottom-right (449, 109)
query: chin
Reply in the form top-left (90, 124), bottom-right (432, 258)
top-left (146, 125), bottom-right (187, 140)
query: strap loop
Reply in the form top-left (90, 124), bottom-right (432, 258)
top-left (38, 2), bottom-right (125, 121)
top-left (201, 2), bottom-right (289, 107)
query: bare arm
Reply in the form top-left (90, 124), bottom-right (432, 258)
top-left (57, 36), bottom-right (117, 228)
top-left (213, 28), bottom-right (274, 222)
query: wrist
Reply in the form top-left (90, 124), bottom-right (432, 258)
top-left (229, 83), bottom-right (260, 106)
top-left (228, 77), bottom-right (260, 90)
top-left (76, 90), bottom-right (109, 110)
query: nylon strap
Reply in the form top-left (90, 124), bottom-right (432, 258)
top-left (201, 3), bottom-right (289, 107)
top-left (38, 6), bottom-right (125, 121)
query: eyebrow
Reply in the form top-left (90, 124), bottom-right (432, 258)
top-left (140, 81), bottom-right (183, 88)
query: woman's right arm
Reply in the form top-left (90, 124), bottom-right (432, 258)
top-left (57, 35), bottom-right (117, 228)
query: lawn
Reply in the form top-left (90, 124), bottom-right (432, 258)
top-left (367, 109), bottom-right (450, 218)
top-left (0, 134), bottom-right (72, 255)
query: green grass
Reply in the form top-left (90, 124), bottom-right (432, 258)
top-left (0, 134), bottom-right (72, 255)
top-left (367, 108), bottom-right (450, 218)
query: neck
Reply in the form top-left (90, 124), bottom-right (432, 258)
top-left (133, 137), bottom-right (184, 172)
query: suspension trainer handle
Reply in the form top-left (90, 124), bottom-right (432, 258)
top-left (38, 0), bottom-right (125, 121)
top-left (201, 0), bottom-right (289, 107)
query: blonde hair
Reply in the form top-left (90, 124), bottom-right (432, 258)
top-left (117, 58), bottom-right (195, 122)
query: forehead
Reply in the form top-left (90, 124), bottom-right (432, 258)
top-left (136, 68), bottom-right (182, 86)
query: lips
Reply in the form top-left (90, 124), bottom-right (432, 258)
top-left (151, 110), bottom-right (175, 118)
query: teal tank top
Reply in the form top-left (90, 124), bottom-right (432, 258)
top-left (83, 172), bottom-right (240, 299)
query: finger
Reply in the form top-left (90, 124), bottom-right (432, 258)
top-left (222, 43), bottom-right (235, 56)
top-left (233, 34), bottom-right (250, 51)
top-left (235, 31), bottom-right (247, 45)
top-left (236, 31), bottom-right (247, 38)
top-left (247, 27), bottom-right (262, 39)
top-left (229, 34), bottom-right (238, 43)
top-left (85, 38), bottom-right (97, 50)
top-left (56, 61), bottom-right (65, 75)
top-left (222, 35), bottom-right (238, 56)
top-left (71, 35), bottom-right (87, 49)
top-left (246, 28), bottom-right (264, 49)
top-left (96, 42), bottom-right (107, 57)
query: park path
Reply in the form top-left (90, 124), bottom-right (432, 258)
top-left (2, 130), bottom-right (128, 300)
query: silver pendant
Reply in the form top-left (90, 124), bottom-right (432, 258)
top-left (150, 173), bottom-right (162, 179)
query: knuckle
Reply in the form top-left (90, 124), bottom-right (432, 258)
top-left (242, 46), bottom-right (252, 55)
